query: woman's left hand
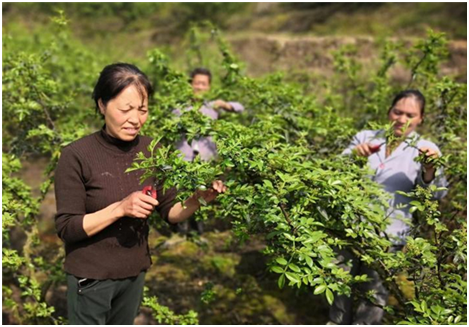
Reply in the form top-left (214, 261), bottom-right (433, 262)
top-left (167, 180), bottom-right (228, 224)
top-left (419, 147), bottom-right (439, 169)
top-left (194, 180), bottom-right (227, 204)
top-left (213, 100), bottom-right (232, 111)
top-left (419, 147), bottom-right (439, 182)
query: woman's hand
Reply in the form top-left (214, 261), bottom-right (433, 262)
top-left (419, 147), bottom-right (439, 183)
top-left (213, 100), bottom-right (233, 111)
top-left (167, 180), bottom-right (227, 224)
top-left (354, 143), bottom-right (380, 157)
top-left (117, 191), bottom-right (159, 219)
top-left (82, 192), bottom-right (158, 237)
top-left (193, 180), bottom-right (227, 204)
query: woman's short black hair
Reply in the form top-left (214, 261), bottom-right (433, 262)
top-left (388, 89), bottom-right (426, 116)
top-left (189, 67), bottom-right (212, 84)
top-left (92, 63), bottom-right (154, 117)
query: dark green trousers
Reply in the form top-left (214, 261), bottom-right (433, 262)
top-left (67, 271), bottom-right (145, 325)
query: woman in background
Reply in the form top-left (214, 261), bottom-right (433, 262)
top-left (329, 89), bottom-right (447, 324)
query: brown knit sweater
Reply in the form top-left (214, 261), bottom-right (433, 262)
top-left (54, 127), bottom-right (176, 279)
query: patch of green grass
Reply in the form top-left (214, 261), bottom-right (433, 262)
top-left (203, 254), bottom-right (239, 278)
top-left (310, 3), bottom-right (466, 39)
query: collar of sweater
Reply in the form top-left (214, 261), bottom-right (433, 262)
top-left (97, 125), bottom-right (140, 153)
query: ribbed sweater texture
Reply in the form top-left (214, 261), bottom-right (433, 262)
top-left (54, 127), bottom-right (176, 279)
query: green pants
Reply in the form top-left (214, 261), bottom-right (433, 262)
top-left (67, 271), bottom-right (145, 325)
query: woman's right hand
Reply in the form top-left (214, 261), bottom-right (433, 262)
top-left (117, 191), bottom-right (159, 219)
top-left (354, 143), bottom-right (380, 157)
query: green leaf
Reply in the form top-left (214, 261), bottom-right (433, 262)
top-left (278, 274), bottom-right (285, 289)
top-left (345, 228), bottom-right (357, 238)
top-left (266, 231), bottom-right (283, 239)
top-left (314, 285), bottom-right (327, 295)
top-left (276, 257), bottom-right (288, 266)
top-left (263, 179), bottom-right (273, 189)
top-left (421, 300), bottom-right (427, 313)
top-left (430, 305), bottom-right (442, 316)
top-left (325, 288), bottom-right (334, 305)
top-left (317, 207), bottom-right (329, 220)
top-left (222, 160), bottom-right (235, 167)
top-left (304, 255), bottom-right (313, 268)
top-left (285, 272), bottom-right (300, 283)
top-left (283, 233), bottom-right (295, 241)
top-left (313, 277), bottom-right (324, 284)
top-left (288, 263), bottom-right (301, 273)
top-left (271, 266), bottom-right (284, 274)
top-left (304, 231), bottom-right (325, 244)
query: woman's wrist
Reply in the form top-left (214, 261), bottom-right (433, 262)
top-left (422, 167), bottom-right (436, 184)
top-left (167, 195), bottom-right (201, 224)
top-left (83, 202), bottom-right (124, 237)
top-left (225, 102), bottom-right (233, 111)
top-left (186, 193), bottom-right (202, 209)
top-left (109, 201), bottom-right (125, 220)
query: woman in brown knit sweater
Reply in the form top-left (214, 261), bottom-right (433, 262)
top-left (54, 63), bottom-right (226, 325)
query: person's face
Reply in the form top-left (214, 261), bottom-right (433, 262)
top-left (388, 97), bottom-right (423, 137)
top-left (99, 84), bottom-right (148, 141)
top-left (191, 74), bottom-right (211, 95)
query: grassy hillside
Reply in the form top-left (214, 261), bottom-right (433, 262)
top-left (3, 3), bottom-right (466, 82)
top-left (3, 3), bottom-right (467, 39)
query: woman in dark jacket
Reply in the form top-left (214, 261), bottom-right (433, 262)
top-left (54, 63), bottom-right (226, 325)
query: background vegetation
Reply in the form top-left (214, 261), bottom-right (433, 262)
top-left (2, 3), bottom-right (467, 325)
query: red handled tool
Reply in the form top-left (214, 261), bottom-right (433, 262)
top-left (142, 182), bottom-right (157, 199)
top-left (369, 144), bottom-right (381, 154)
top-left (369, 142), bottom-right (385, 154)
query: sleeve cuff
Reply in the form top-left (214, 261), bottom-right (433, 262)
top-left (416, 169), bottom-right (433, 188)
top-left (228, 102), bottom-right (244, 112)
top-left (56, 214), bottom-right (89, 244)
